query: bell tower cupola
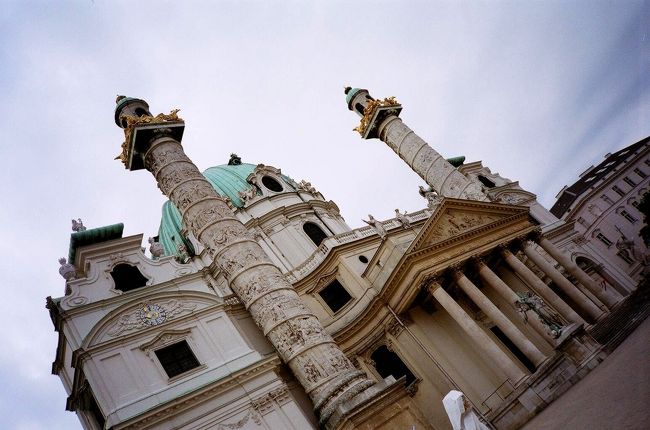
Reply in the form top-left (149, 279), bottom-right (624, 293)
top-left (114, 95), bottom-right (151, 128)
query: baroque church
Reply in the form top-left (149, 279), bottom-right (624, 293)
top-left (48, 88), bottom-right (647, 430)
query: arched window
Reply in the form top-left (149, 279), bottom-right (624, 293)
top-left (478, 175), bottom-right (496, 188)
top-left (110, 264), bottom-right (148, 292)
top-left (262, 176), bottom-right (283, 192)
top-left (370, 345), bottom-right (416, 385)
top-left (303, 222), bottom-right (328, 246)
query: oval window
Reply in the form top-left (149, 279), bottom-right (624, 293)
top-left (262, 176), bottom-right (283, 192)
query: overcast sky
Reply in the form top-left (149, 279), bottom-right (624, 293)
top-left (0, 1), bottom-right (648, 428)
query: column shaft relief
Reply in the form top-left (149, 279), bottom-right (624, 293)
top-left (538, 237), bottom-right (621, 308)
top-left (426, 279), bottom-right (526, 384)
top-left (346, 88), bottom-right (486, 201)
top-left (143, 134), bottom-right (371, 422)
top-left (378, 117), bottom-right (486, 200)
top-left (452, 269), bottom-right (546, 366)
top-left (475, 260), bottom-right (555, 343)
top-left (501, 248), bottom-right (585, 325)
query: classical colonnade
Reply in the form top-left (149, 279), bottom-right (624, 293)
top-left (422, 232), bottom-right (622, 385)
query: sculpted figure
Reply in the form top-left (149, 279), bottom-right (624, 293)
top-left (419, 185), bottom-right (442, 209)
top-left (58, 257), bottom-right (76, 281)
top-left (615, 226), bottom-right (649, 265)
top-left (363, 214), bottom-right (387, 240)
top-left (148, 237), bottom-right (165, 259)
top-left (71, 218), bottom-right (86, 232)
top-left (394, 209), bottom-right (411, 229)
top-left (515, 292), bottom-right (563, 338)
top-left (442, 390), bottom-right (489, 430)
top-left (297, 180), bottom-right (318, 194)
top-left (176, 243), bottom-right (190, 263)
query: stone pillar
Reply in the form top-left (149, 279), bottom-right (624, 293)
top-left (474, 260), bottom-right (555, 343)
top-left (500, 248), bottom-right (585, 325)
top-left (537, 236), bottom-right (620, 308)
top-left (116, 110), bottom-right (372, 424)
top-left (425, 278), bottom-right (526, 384)
top-left (522, 241), bottom-right (605, 321)
top-left (345, 88), bottom-right (486, 201)
top-left (451, 268), bottom-right (546, 366)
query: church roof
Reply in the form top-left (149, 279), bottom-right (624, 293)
top-left (158, 163), bottom-right (258, 255)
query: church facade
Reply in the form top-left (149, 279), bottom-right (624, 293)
top-left (48, 89), bottom-right (642, 430)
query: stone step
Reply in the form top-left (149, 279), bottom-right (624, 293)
top-left (587, 283), bottom-right (650, 347)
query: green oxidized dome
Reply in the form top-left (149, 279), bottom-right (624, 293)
top-left (158, 162), bottom-right (294, 256)
top-left (345, 88), bottom-right (362, 105)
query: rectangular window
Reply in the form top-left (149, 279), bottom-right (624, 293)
top-left (623, 177), bottom-right (637, 187)
top-left (596, 233), bottom-right (613, 248)
top-left (634, 168), bottom-right (647, 178)
top-left (612, 186), bottom-right (626, 197)
top-left (620, 210), bottom-right (637, 223)
top-left (600, 194), bottom-right (614, 205)
top-left (318, 279), bottom-right (352, 313)
top-left (645, 159), bottom-right (650, 167)
top-left (617, 251), bottom-right (634, 265)
top-left (632, 200), bottom-right (640, 208)
top-left (155, 341), bottom-right (200, 378)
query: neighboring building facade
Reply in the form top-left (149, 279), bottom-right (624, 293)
top-left (48, 90), bottom-right (640, 430)
top-left (551, 137), bottom-right (650, 291)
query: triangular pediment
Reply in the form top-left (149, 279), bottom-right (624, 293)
top-left (407, 198), bottom-right (531, 254)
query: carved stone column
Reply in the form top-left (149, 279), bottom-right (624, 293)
top-left (500, 247), bottom-right (585, 325)
top-left (450, 268), bottom-right (546, 366)
top-left (537, 236), bottom-right (621, 308)
top-left (346, 88), bottom-right (486, 201)
top-left (474, 259), bottom-right (555, 343)
top-left (115, 104), bottom-right (372, 424)
top-left (522, 241), bottom-right (605, 321)
top-left (425, 277), bottom-right (526, 384)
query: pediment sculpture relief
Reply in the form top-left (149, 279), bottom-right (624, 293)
top-left (104, 299), bottom-right (198, 338)
top-left (427, 211), bottom-right (499, 245)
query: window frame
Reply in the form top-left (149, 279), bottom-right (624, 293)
top-left (315, 278), bottom-right (354, 315)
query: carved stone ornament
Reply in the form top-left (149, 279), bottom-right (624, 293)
top-left (297, 180), bottom-right (318, 194)
top-left (117, 109), bottom-right (183, 165)
top-left (238, 186), bottom-right (258, 203)
top-left (106, 299), bottom-right (197, 337)
top-left (214, 409), bottom-right (262, 429)
top-left (58, 257), bottom-right (76, 281)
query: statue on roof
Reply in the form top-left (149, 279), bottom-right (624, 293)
top-left (394, 209), bottom-right (411, 229)
top-left (148, 237), bottom-right (165, 259)
top-left (228, 153), bottom-right (242, 166)
top-left (419, 186), bottom-right (442, 209)
top-left (71, 218), bottom-right (86, 232)
top-left (363, 214), bottom-right (387, 240)
top-left (58, 257), bottom-right (76, 281)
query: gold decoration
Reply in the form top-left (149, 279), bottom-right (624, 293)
top-left (115, 109), bottom-right (183, 165)
top-left (353, 97), bottom-right (400, 136)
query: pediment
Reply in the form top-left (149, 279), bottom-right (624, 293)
top-left (408, 198), bottom-right (530, 253)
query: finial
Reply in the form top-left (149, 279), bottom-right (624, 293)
top-left (116, 95), bottom-right (126, 104)
top-left (344, 86), bottom-right (352, 94)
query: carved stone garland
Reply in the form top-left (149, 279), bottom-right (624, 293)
top-left (140, 132), bottom-right (372, 422)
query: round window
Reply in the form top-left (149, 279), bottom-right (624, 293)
top-left (358, 255), bottom-right (369, 264)
top-left (262, 176), bottom-right (283, 192)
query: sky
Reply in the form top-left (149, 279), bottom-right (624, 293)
top-left (0, 1), bottom-right (649, 428)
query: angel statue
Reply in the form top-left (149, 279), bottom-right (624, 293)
top-left (363, 214), bottom-right (387, 240)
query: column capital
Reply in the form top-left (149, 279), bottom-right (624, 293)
top-left (469, 256), bottom-right (487, 270)
top-left (447, 264), bottom-right (464, 281)
top-left (421, 272), bottom-right (442, 295)
top-left (497, 243), bottom-right (514, 257)
top-left (528, 228), bottom-right (543, 242)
